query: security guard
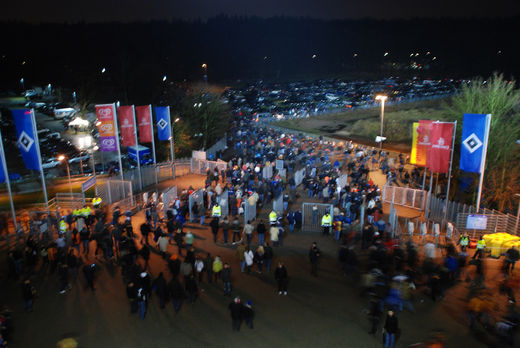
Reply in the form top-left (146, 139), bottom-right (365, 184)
top-left (92, 196), bottom-right (102, 207)
top-left (59, 219), bottom-right (67, 234)
top-left (269, 210), bottom-right (277, 225)
top-left (212, 203), bottom-right (222, 222)
top-left (473, 236), bottom-right (486, 259)
top-left (321, 212), bottom-right (332, 235)
top-left (458, 233), bottom-right (470, 252)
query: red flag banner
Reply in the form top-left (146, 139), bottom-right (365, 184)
top-left (117, 106), bottom-right (136, 147)
top-left (136, 105), bottom-right (153, 143)
top-left (416, 120), bottom-right (433, 167)
top-left (428, 122), bottom-right (454, 173)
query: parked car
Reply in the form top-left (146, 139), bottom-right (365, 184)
top-left (54, 107), bottom-right (76, 119)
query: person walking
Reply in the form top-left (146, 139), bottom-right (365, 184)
top-left (210, 217), bottom-right (220, 243)
top-left (82, 264), bottom-right (96, 291)
top-left (257, 220), bottom-right (266, 246)
top-left (309, 242), bottom-right (320, 276)
top-left (254, 245), bottom-right (264, 274)
top-left (221, 216), bottom-right (230, 245)
top-left (270, 224), bottom-right (279, 247)
top-left (275, 261), bottom-right (288, 295)
top-left (153, 272), bottom-right (168, 309)
top-left (126, 281), bottom-right (138, 314)
top-left (264, 243), bottom-right (273, 272)
top-left (204, 253), bottom-right (213, 283)
top-left (168, 277), bottom-right (185, 314)
top-left (229, 296), bottom-right (242, 331)
top-left (232, 217), bottom-right (241, 243)
top-left (213, 255), bottom-right (223, 282)
top-left (236, 243), bottom-right (246, 272)
top-left (242, 300), bottom-right (254, 329)
top-left (185, 274), bottom-right (198, 303)
top-left (383, 310), bottom-right (399, 348)
top-left (137, 283), bottom-right (148, 320)
top-left (473, 236), bottom-right (486, 259)
top-left (221, 263), bottom-right (232, 296)
top-left (244, 247), bottom-right (254, 274)
top-left (243, 220), bottom-right (254, 248)
top-left (22, 279), bottom-right (35, 312)
top-left (157, 233), bottom-right (169, 259)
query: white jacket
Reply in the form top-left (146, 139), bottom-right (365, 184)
top-left (244, 250), bottom-right (254, 266)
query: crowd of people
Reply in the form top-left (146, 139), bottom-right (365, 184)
top-left (3, 112), bottom-right (520, 347)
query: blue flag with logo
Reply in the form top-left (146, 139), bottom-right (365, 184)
top-left (460, 113), bottom-right (490, 173)
top-left (12, 109), bottom-right (40, 170)
top-left (154, 106), bottom-right (171, 141)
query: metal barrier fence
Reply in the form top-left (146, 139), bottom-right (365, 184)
top-left (337, 174), bottom-right (348, 189)
top-left (55, 193), bottom-right (85, 210)
top-left (191, 158), bottom-right (228, 175)
top-left (96, 178), bottom-right (133, 205)
top-left (301, 202), bottom-right (334, 233)
top-left (244, 198), bottom-right (257, 223)
top-left (161, 186), bottom-right (177, 217)
top-left (219, 190), bottom-right (229, 217)
top-left (294, 168), bottom-right (305, 186)
top-left (188, 188), bottom-right (204, 221)
top-left (206, 134), bottom-right (227, 160)
top-left (382, 185), bottom-right (426, 210)
top-left (273, 194), bottom-right (283, 214)
top-left (173, 159), bottom-right (191, 177)
top-left (262, 165), bottom-right (273, 179)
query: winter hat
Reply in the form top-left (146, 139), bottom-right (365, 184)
top-left (247, 300), bottom-right (252, 306)
top-left (234, 296), bottom-right (241, 303)
top-left (140, 272), bottom-right (147, 278)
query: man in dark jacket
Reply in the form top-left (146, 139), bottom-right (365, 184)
top-left (168, 277), bottom-right (185, 313)
top-left (210, 217), bottom-right (220, 243)
top-left (274, 261), bottom-right (288, 295)
top-left (241, 300), bottom-right (254, 329)
top-left (256, 220), bottom-right (266, 246)
top-left (153, 272), bottom-right (168, 309)
top-left (228, 297), bottom-right (243, 331)
top-left (126, 282), bottom-right (138, 313)
top-left (383, 310), bottom-right (399, 348)
top-left (221, 263), bottom-right (232, 296)
top-left (309, 242), bottom-right (320, 276)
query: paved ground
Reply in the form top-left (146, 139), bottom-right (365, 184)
top-left (0, 173), bottom-right (498, 348)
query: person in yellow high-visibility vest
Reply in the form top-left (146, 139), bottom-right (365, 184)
top-left (92, 196), bottom-right (102, 207)
top-left (269, 210), bottom-right (277, 225)
top-left (59, 219), bottom-right (67, 234)
top-left (473, 236), bottom-right (486, 260)
top-left (458, 233), bottom-right (469, 252)
top-left (212, 203), bottom-right (221, 222)
top-left (321, 212), bottom-right (332, 235)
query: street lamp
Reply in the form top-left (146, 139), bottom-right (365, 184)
top-left (375, 95), bottom-right (388, 151)
top-left (20, 78), bottom-right (24, 91)
top-left (515, 193), bottom-right (520, 233)
top-left (101, 67), bottom-right (106, 74)
top-left (162, 75), bottom-right (167, 82)
top-left (58, 155), bottom-right (72, 195)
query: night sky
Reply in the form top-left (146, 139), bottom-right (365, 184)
top-left (2, 0), bottom-right (520, 22)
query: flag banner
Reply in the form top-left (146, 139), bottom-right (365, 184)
top-left (460, 113), bottom-right (490, 173)
top-left (415, 120), bottom-right (433, 167)
top-left (428, 122), bottom-right (454, 173)
top-left (12, 109), bottom-right (40, 170)
top-left (136, 105), bottom-right (153, 143)
top-left (118, 106), bottom-right (137, 147)
top-left (410, 122), bottom-right (419, 165)
top-left (0, 151), bottom-right (5, 183)
top-left (96, 104), bottom-right (117, 152)
top-left (154, 106), bottom-right (171, 141)
top-left (99, 136), bottom-right (117, 152)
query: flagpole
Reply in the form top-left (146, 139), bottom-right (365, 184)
top-left (476, 114), bottom-right (492, 213)
top-left (149, 105), bottom-right (158, 185)
top-left (131, 105), bottom-right (142, 191)
top-left (30, 109), bottom-right (49, 213)
top-left (168, 106), bottom-right (175, 179)
top-left (444, 121), bottom-right (457, 222)
top-left (113, 104), bottom-right (125, 189)
top-left (0, 130), bottom-right (17, 232)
